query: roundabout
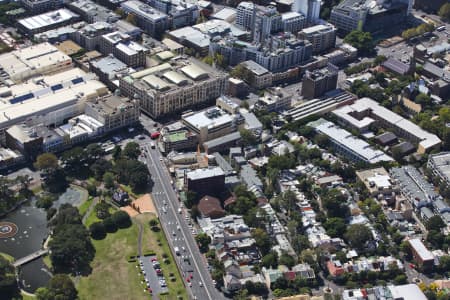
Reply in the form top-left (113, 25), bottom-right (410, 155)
top-left (0, 222), bottom-right (18, 238)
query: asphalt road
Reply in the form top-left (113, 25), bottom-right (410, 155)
top-left (143, 145), bottom-right (223, 300)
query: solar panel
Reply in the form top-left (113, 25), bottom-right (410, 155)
top-left (51, 84), bottom-right (63, 91)
top-left (10, 93), bottom-right (34, 104)
top-left (72, 77), bottom-right (84, 84)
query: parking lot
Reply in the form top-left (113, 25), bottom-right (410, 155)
top-left (138, 255), bottom-right (168, 296)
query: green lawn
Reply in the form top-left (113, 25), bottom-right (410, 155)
top-left (20, 292), bottom-right (36, 300)
top-left (78, 196), bottom-right (93, 217)
top-left (76, 213), bottom-right (187, 300)
top-left (84, 205), bottom-right (117, 227)
top-left (137, 214), bottom-right (187, 300)
top-left (76, 220), bottom-right (150, 300)
top-left (0, 252), bottom-right (14, 262)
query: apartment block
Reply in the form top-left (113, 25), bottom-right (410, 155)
top-left (299, 23), bottom-right (336, 54)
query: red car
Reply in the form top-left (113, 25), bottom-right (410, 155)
top-left (186, 277), bottom-right (190, 283)
top-left (151, 257), bottom-right (157, 262)
top-left (409, 263), bottom-right (416, 269)
top-left (150, 132), bottom-right (160, 139)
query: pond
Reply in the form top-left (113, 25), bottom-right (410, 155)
top-left (0, 186), bottom-right (87, 293)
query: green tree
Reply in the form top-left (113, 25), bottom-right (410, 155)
top-left (36, 274), bottom-right (77, 300)
top-left (34, 153), bottom-right (59, 171)
top-left (344, 224), bottom-right (372, 250)
top-left (239, 128), bottom-right (258, 147)
top-left (426, 215), bottom-right (446, 231)
top-left (279, 253), bottom-right (296, 268)
top-left (111, 211), bottom-right (132, 228)
top-left (103, 172), bottom-right (115, 189)
top-left (262, 251), bottom-right (279, 268)
top-left (90, 159), bottom-right (111, 180)
top-left (95, 201), bottom-right (110, 219)
top-left (343, 30), bottom-right (375, 55)
top-left (439, 3), bottom-right (450, 21)
top-left (323, 217), bottom-right (347, 238)
top-left (322, 189), bottom-right (349, 218)
top-left (123, 142), bottom-right (141, 160)
top-left (89, 222), bottom-right (106, 240)
top-left (112, 145), bottom-right (122, 161)
top-left (102, 217), bottom-right (118, 233)
top-left (0, 255), bottom-right (17, 296)
top-left (195, 232), bottom-right (211, 253)
top-left (252, 228), bottom-right (271, 255)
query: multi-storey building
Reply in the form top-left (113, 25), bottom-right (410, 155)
top-left (428, 152), bottom-right (450, 187)
top-left (292, 0), bottom-right (321, 24)
top-left (84, 93), bottom-right (140, 132)
top-left (73, 22), bottom-right (114, 50)
top-left (299, 23), bottom-right (336, 54)
top-left (119, 57), bottom-right (228, 118)
top-left (67, 0), bottom-right (120, 23)
top-left (99, 31), bottom-right (131, 55)
top-left (281, 12), bottom-right (306, 33)
top-left (148, 0), bottom-right (199, 29)
top-left (302, 64), bottom-right (338, 99)
top-left (253, 4), bottom-right (282, 43)
top-left (330, 0), bottom-right (412, 34)
top-left (18, 9), bottom-right (80, 35)
top-left (121, 0), bottom-right (170, 38)
top-left (236, 1), bottom-right (255, 31)
top-left (114, 41), bottom-right (148, 67)
top-left (20, 0), bottom-right (64, 14)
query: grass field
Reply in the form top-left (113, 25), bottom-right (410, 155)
top-left (76, 220), bottom-right (149, 300)
top-left (20, 292), bottom-right (36, 299)
top-left (78, 196), bottom-right (93, 217)
top-left (76, 212), bottom-right (187, 300)
top-left (84, 205), bottom-right (117, 227)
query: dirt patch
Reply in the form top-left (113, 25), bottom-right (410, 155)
top-left (121, 194), bottom-right (157, 217)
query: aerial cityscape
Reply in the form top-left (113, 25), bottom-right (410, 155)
top-left (0, 0), bottom-right (450, 299)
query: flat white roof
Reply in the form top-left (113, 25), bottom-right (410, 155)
top-left (408, 238), bottom-right (434, 261)
top-left (0, 68), bottom-right (107, 128)
top-left (183, 108), bottom-right (233, 130)
top-left (388, 284), bottom-right (427, 300)
top-left (187, 167), bottom-right (225, 180)
top-left (18, 9), bottom-right (79, 30)
top-left (333, 98), bottom-right (441, 151)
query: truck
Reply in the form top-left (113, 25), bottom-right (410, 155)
top-left (174, 247), bottom-right (180, 256)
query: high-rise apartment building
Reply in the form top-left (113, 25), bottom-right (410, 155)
top-left (299, 23), bottom-right (336, 54)
top-left (302, 64), bottom-right (338, 99)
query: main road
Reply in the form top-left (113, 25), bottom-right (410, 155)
top-left (143, 144), bottom-right (223, 300)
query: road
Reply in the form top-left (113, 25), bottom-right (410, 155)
top-left (143, 145), bottom-right (223, 300)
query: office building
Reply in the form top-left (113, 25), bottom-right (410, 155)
top-left (161, 130), bottom-right (198, 152)
top-left (253, 4), bottom-right (282, 43)
top-left (84, 93), bottom-right (140, 132)
top-left (119, 57), bottom-right (228, 119)
top-left (115, 19), bottom-right (142, 39)
top-left (407, 238), bottom-right (434, 269)
top-left (182, 107), bottom-right (244, 143)
top-left (90, 55), bottom-right (134, 90)
top-left (148, 0), bottom-right (199, 29)
top-left (256, 87), bottom-right (292, 112)
top-left (236, 1), bottom-right (255, 31)
top-left (292, 0), bottom-right (320, 23)
top-left (0, 68), bottom-right (108, 143)
top-left (302, 64), bottom-right (338, 99)
top-left (20, 0), bottom-right (64, 14)
top-left (330, 0), bottom-right (411, 34)
top-left (299, 23), bottom-right (336, 54)
top-left (428, 152), bottom-right (450, 187)
top-left (114, 41), bottom-right (148, 67)
top-left (99, 31), bottom-right (131, 55)
top-left (185, 167), bottom-right (225, 197)
top-left (0, 42), bottom-right (72, 83)
top-left (332, 98), bottom-right (441, 153)
top-left (308, 118), bottom-right (393, 164)
top-left (67, 0), bottom-right (120, 23)
top-left (73, 22), bottom-right (115, 51)
top-left (18, 9), bottom-right (80, 35)
top-left (121, 0), bottom-right (169, 38)
top-left (241, 60), bottom-right (272, 89)
top-left (281, 12), bottom-right (306, 33)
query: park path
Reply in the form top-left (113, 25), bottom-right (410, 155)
top-left (82, 197), bottom-right (99, 225)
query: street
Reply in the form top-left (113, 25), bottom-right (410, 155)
top-left (143, 144), bottom-right (223, 300)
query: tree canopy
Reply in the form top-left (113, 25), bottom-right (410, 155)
top-left (36, 274), bottom-right (77, 300)
top-left (344, 224), bottom-right (373, 250)
top-left (0, 255), bottom-right (17, 297)
top-left (343, 30), bottom-right (375, 55)
top-left (439, 3), bottom-right (450, 21)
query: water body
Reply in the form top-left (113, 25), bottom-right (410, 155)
top-left (0, 187), bottom-right (85, 293)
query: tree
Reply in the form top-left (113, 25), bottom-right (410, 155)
top-left (426, 215), bottom-right (446, 231)
top-left (49, 204), bottom-right (95, 273)
top-left (85, 143), bottom-right (104, 163)
top-left (34, 153), bottom-right (58, 171)
top-left (262, 251), bottom-right (279, 268)
top-left (111, 211), bottom-right (132, 228)
top-left (415, 93), bottom-right (431, 106)
top-left (324, 217), bottom-right (347, 238)
top-left (123, 142), bottom-right (141, 160)
top-left (61, 147), bottom-right (86, 173)
top-left (439, 3), bottom-right (450, 21)
top-left (95, 201), bottom-right (110, 219)
top-left (239, 128), bottom-right (258, 147)
top-left (321, 189), bottom-right (349, 218)
top-left (89, 222), bottom-right (107, 240)
top-left (344, 224), bottom-right (372, 250)
top-left (0, 255), bottom-right (17, 296)
top-left (36, 274), bottom-right (77, 300)
top-left (252, 228), bottom-right (271, 255)
top-left (113, 159), bottom-right (149, 192)
top-left (195, 232), bottom-right (211, 253)
top-left (103, 172), bottom-right (115, 190)
top-left (102, 217), bottom-right (118, 233)
top-left (112, 146), bottom-right (122, 161)
top-left (279, 253), bottom-right (296, 268)
top-left (343, 30), bottom-right (375, 55)
top-left (90, 159), bottom-right (111, 180)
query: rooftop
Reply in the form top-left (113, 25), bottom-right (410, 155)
top-left (186, 167), bottom-right (225, 180)
top-left (18, 9), bottom-right (79, 31)
top-left (121, 0), bottom-right (168, 21)
top-left (242, 60), bottom-right (269, 76)
top-left (429, 152), bottom-right (450, 183)
top-left (182, 107), bottom-right (234, 130)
